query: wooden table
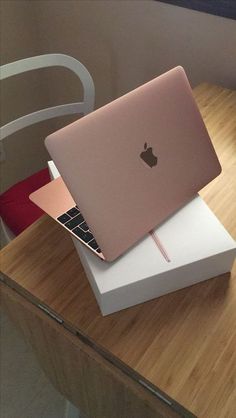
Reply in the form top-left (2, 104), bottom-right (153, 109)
top-left (1, 84), bottom-right (235, 418)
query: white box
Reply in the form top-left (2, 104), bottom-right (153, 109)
top-left (48, 161), bottom-right (236, 316)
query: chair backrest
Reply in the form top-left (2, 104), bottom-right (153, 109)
top-left (0, 53), bottom-right (95, 142)
top-left (0, 54), bottom-right (95, 244)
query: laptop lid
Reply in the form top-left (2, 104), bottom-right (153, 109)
top-left (44, 66), bottom-right (221, 261)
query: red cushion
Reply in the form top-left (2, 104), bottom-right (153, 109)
top-left (0, 168), bottom-right (50, 236)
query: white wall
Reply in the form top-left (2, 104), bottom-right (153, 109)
top-left (35, 0), bottom-right (236, 97)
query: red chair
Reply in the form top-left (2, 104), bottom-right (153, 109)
top-left (0, 54), bottom-right (95, 244)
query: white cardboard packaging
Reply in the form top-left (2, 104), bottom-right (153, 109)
top-left (48, 161), bottom-right (236, 316)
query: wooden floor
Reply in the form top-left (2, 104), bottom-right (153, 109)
top-left (1, 83), bottom-right (236, 417)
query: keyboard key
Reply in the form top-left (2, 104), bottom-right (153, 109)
top-left (88, 239), bottom-right (99, 250)
top-left (65, 214), bottom-right (84, 230)
top-left (80, 221), bottom-right (89, 232)
top-left (67, 207), bottom-right (80, 217)
top-left (57, 213), bottom-right (71, 224)
top-left (72, 227), bottom-right (93, 243)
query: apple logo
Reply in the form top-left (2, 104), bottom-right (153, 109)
top-left (140, 142), bottom-right (158, 168)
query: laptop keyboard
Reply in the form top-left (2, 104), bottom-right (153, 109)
top-left (57, 206), bottom-right (101, 254)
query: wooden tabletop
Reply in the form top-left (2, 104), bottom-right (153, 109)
top-left (1, 83), bottom-right (236, 418)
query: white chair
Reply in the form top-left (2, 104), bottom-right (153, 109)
top-left (0, 54), bottom-right (95, 418)
top-left (0, 54), bottom-right (95, 245)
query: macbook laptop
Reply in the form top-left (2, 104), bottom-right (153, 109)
top-left (30, 66), bottom-right (221, 261)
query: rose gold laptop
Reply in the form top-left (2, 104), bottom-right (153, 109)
top-left (30, 66), bottom-right (221, 261)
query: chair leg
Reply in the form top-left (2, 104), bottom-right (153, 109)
top-left (64, 400), bottom-right (81, 418)
top-left (0, 218), bottom-right (15, 246)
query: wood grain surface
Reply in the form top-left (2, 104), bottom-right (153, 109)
top-left (1, 83), bottom-right (236, 418)
top-left (1, 284), bottom-right (185, 418)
